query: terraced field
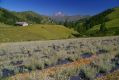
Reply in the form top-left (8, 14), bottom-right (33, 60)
top-left (0, 36), bottom-right (119, 80)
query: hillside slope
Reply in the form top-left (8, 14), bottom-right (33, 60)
top-left (0, 24), bottom-right (77, 42)
top-left (85, 7), bottom-right (119, 36)
top-left (0, 7), bottom-right (52, 25)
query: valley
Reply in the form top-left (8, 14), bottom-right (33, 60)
top-left (0, 3), bottom-right (119, 80)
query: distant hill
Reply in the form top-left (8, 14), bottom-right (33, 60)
top-left (0, 7), bottom-right (52, 25)
top-left (50, 15), bottom-right (86, 22)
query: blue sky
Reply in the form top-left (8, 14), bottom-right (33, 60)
top-left (0, 0), bottom-right (119, 16)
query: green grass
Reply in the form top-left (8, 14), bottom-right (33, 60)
top-left (86, 19), bottom-right (119, 36)
top-left (106, 7), bottom-right (119, 20)
top-left (84, 7), bottom-right (119, 36)
top-left (0, 23), bottom-right (14, 27)
top-left (0, 24), bottom-right (77, 42)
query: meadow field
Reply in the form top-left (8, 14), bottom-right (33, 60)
top-left (0, 1), bottom-right (119, 80)
top-left (0, 36), bottom-right (118, 80)
top-left (0, 24), bottom-right (77, 42)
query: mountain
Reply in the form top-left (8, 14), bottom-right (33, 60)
top-left (0, 7), bottom-right (52, 25)
top-left (70, 6), bottom-right (119, 37)
top-left (50, 15), bottom-right (86, 22)
top-left (85, 7), bottom-right (119, 36)
top-left (13, 11), bottom-right (52, 24)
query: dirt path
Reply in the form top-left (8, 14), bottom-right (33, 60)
top-left (9, 55), bottom-right (96, 80)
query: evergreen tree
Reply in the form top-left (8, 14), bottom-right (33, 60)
top-left (64, 19), bottom-right (68, 27)
top-left (99, 22), bottom-right (107, 32)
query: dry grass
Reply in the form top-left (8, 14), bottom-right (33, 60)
top-left (9, 55), bottom-right (96, 80)
top-left (0, 36), bottom-right (118, 80)
top-left (97, 70), bottom-right (119, 80)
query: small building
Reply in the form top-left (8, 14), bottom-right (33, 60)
top-left (15, 22), bottom-right (28, 26)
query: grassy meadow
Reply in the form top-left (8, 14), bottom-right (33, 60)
top-left (0, 24), bottom-right (77, 42)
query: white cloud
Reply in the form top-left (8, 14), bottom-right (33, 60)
top-left (55, 11), bottom-right (65, 16)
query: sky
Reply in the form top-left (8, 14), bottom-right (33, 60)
top-left (0, 0), bottom-right (119, 16)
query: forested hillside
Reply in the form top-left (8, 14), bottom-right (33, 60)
top-left (0, 7), bottom-right (52, 25)
top-left (61, 7), bottom-right (119, 37)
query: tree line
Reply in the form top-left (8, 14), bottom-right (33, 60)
top-left (56, 8), bottom-right (113, 36)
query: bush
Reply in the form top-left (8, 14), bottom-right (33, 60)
top-left (81, 66), bottom-right (98, 80)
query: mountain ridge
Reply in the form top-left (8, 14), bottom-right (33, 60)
top-left (0, 7), bottom-right (52, 25)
